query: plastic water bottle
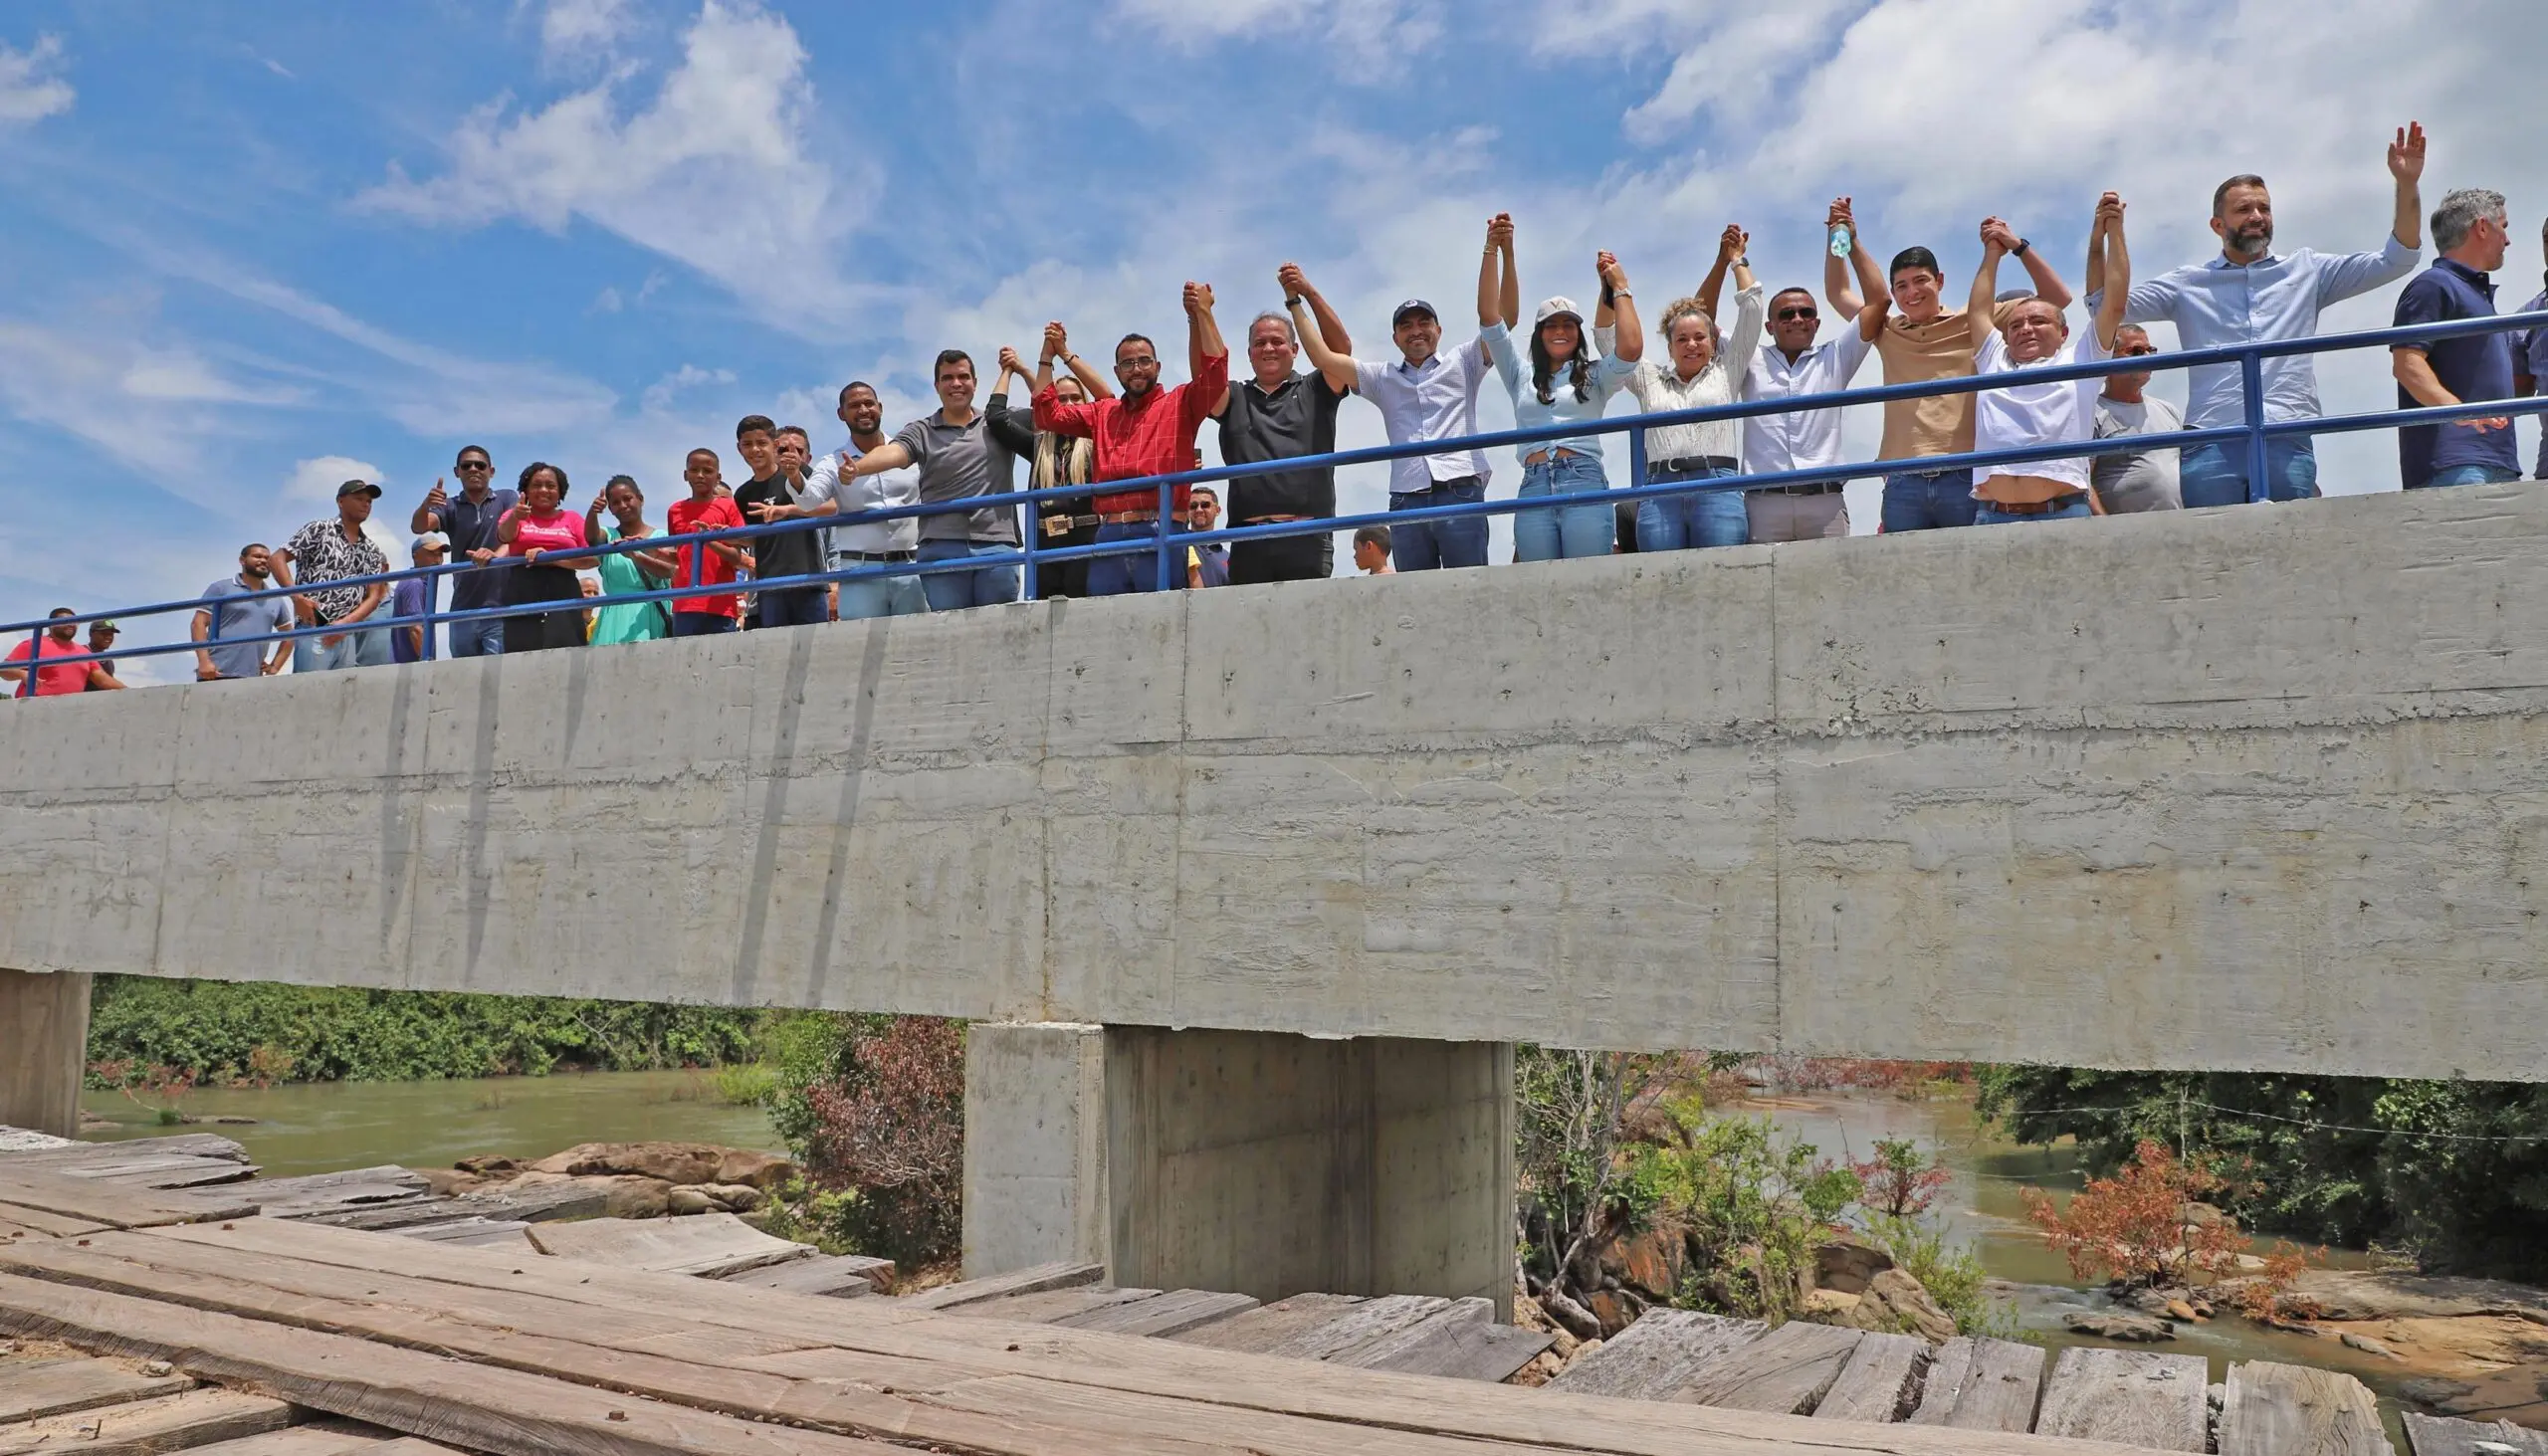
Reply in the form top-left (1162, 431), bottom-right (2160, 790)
top-left (1829, 224), bottom-right (1852, 259)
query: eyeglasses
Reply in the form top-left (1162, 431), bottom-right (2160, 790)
top-left (1775, 308), bottom-right (1818, 321)
top-left (1119, 355), bottom-right (1158, 369)
top-left (2119, 346), bottom-right (2159, 357)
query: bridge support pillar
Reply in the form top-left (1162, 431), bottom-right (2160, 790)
top-left (0, 968), bottom-right (91, 1139)
top-left (963, 1023), bottom-right (1512, 1318)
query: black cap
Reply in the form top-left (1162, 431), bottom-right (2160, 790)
top-left (336, 480), bottom-right (383, 499)
top-left (1391, 299), bottom-right (1438, 326)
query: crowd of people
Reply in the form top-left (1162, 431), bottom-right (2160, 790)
top-left (11, 123), bottom-right (2546, 692)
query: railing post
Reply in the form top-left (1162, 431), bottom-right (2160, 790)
top-left (1155, 478), bottom-right (1174, 593)
top-left (17, 624), bottom-right (35, 698)
top-left (2240, 351), bottom-right (2269, 505)
top-left (1021, 499), bottom-right (1039, 602)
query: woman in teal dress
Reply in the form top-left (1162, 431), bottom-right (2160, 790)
top-left (581, 475), bottom-right (673, 645)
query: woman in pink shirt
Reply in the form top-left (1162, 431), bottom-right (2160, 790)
top-left (497, 462), bottom-right (599, 653)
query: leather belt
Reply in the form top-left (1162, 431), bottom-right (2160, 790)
top-left (1758, 482), bottom-right (1845, 496)
top-left (1097, 511), bottom-right (1159, 524)
top-left (833, 549), bottom-right (915, 562)
top-left (1983, 493), bottom-right (2086, 516)
top-left (1654, 456), bottom-right (1740, 476)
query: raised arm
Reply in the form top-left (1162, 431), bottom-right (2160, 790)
top-left (2009, 223), bottom-right (2074, 310)
top-left (2389, 120), bottom-right (2426, 250)
top-left (1477, 213), bottom-right (1511, 328)
top-left (1848, 207), bottom-right (1893, 341)
top-left (1597, 252), bottom-right (1643, 364)
top-left (2091, 192), bottom-right (2129, 350)
top-left (1695, 224), bottom-right (1745, 318)
top-left (1282, 263), bottom-right (1359, 393)
top-left (1827, 197), bottom-right (1884, 321)
top-left (1970, 219), bottom-right (2011, 355)
top-left (1290, 268), bottom-right (1353, 358)
top-left (1184, 280), bottom-right (1228, 371)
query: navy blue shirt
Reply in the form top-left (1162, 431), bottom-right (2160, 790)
top-left (433, 487), bottom-right (519, 611)
top-left (2394, 259), bottom-right (2520, 487)
top-left (2521, 287), bottom-right (2547, 480)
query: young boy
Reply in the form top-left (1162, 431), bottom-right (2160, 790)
top-left (667, 447), bottom-right (750, 636)
top-left (733, 414), bottom-right (828, 629)
top-left (1964, 192), bottom-right (2132, 524)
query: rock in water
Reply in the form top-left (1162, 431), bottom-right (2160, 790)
top-left (667, 1186), bottom-right (722, 1215)
top-left (2338, 1331), bottom-right (2403, 1359)
top-left (2063, 1311), bottom-right (2176, 1342)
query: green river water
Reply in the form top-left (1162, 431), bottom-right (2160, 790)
top-left (71, 1072), bottom-right (2444, 1434)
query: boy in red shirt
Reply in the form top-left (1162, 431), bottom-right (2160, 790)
top-left (666, 448), bottom-right (751, 636)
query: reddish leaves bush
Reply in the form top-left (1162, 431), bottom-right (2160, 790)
top-left (798, 1016), bottom-right (965, 1267)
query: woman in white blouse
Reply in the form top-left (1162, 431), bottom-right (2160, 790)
top-left (1605, 226), bottom-right (1766, 551)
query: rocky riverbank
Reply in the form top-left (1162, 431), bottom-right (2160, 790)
top-left (416, 1140), bottom-right (797, 1220)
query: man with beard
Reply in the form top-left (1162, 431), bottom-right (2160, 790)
top-left (801, 381), bottom-right (927, 620)
top-left (2095, 122), bottom-right (2427, 508)
top-left (4, 608), bottom-right (124, 696)
top-left (192, 544), bottom-right (299, 680)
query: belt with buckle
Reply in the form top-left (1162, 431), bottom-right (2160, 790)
top-left (1761, 481), bottom-right (1844, 496)
top-left (1653, 455), bottom-right (1739, 477)
top-left (1984, 493), bottom-right (2086, 516)
top-left (833, 549), bottom-right (915, 563)
top-left (1097, 510), bottom-right (1159, 524)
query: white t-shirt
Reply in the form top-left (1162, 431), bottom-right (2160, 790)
top-left (1971, 328), bottom-right (2110, 495)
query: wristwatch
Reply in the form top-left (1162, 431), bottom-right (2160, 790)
top-left (2013, 239), bottom-right (2031, 258)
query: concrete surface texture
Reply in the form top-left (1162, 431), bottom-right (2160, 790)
top-left (962, 1023), bottom-right (1513, 1314)
top-left (4, 481), bottom-right (2548, 1079)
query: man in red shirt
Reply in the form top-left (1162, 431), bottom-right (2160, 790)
top-left (1033, 281), bottom-right (1228, 595)
top-left (666, 447), bottom-right (752, 636)
top-left (4, 608), bottom-right (124, 697)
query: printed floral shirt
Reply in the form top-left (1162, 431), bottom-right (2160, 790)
top-left (284, 517), bottom-right (389, 624)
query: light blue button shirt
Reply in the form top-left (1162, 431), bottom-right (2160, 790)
top-left (1481, 320), bottom-right (1638, 462)
top-left (2094, 234), bottom-right (2419, 429)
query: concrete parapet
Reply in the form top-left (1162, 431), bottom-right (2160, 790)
top-left (5, 482), bottom-right (2548, 1078)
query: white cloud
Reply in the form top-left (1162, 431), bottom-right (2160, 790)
top-left (1109, 0), bottom-right (1441, 78)
top-left (0, 317), bottom-right (307, 476)
top-left (640, 363), bottom-right (734, 415)
top-left (589, 285), bottom-right (623, 313)
top-left (539, 0), bottom-right (633, 57)
top-left (0, 35), bottom-right (73, 125)
top-left (359, 1), bottom-right (869, 330)
top-left (283, 455), bottom-right (385, 503)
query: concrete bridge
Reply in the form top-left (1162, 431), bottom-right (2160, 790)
top-left (7, 480), bottom-right (2547, 1309)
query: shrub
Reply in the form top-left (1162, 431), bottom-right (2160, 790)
top-left (1853, 1136), bottom-right (1951, 1220)
top-left (2020, 1138), bottom-right (2316, 1309)
top-left (780, 1015), bottom-right (966, 1270)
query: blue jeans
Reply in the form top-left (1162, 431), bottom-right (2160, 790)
top-left (1975, 497), bottom-right (2094, 525)
top-left (1388, 477), bottom-right (1489, 571)
top-left (1636, 465), bottom-right (1750, 551)
top-left (1880, 468), bottom-right (1980, 531)
top-left (1514, 454), bottom-right (1616, 561)
top-left (446, 614), bottom-right (506, 658)
top-left (1087, 520), bottom-right (1169, 596)
top-left (2413, 463), bottom-right (2521, 490)
top-left (756, 585), bottom-right (829, 629)
top-left (917, 540), bottom-right (1022, 610)
top-left (834, 556), bottom-right (929, 620)
top-left (297, 625), bottom-right (391, 672)
top-left (670, 611), bottom-right (738, 637)
top-left (2180, 438), bottom-right (2318, 508)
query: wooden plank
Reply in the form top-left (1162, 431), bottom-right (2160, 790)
top-left (950, 1286), bottom-right (1161, 1326)
top-left (2034, 1348), bottom-right (2207, 1451)
top-left (1674, 1319), bottom-right (1863, 1414)
top-left (387, 1217), bottom-right (535, 1249)
top-left (0, 1389), bottom-right (291, 1456)
top-left (524, 1213), bottom-right (815, 1278)
top-left (902, 1261), bottom-right (1105, 1312)
top-left (909, 1371), bottom-right (1585, 1456)
top-left (1054, 1289), bottom-right (1257, 1339)
top-left (2218, 1359), bottom-right (2389, 1456)
top-left (1812, 1331), bottom-right (1927, 1424)
top-left (715, 1254), bottom-right (890, 1299)
top-left (0, 1353), bottom-right (192, 1420)
top-left (2, 1135), bottom-right (252, 1167)
top-left (1267, 1295), bottom-right (1466, 1361)
top-left (146, 1219), bottom-right (2155, 1456)
top-left (1344, 1321), bottom-right (1554, 1383)
top-left (314, 1179), bottom-right (601, 1228)
top-left (1322, 1299), bottom-right (1495, 1367)
top-left (179, 1419), bottom-right (425, 1456)
top-left (1906, 1336), bottom-right (2045, 1432)
top-left (0, 1167), bottom-right (257, 1228)
top-left (1545, 1310), bottom-right (1766, 1400)
top-left (243, 1168), bottom-right (432, 1221)
top-left (77, 1157), bottom-right (262, 1190)
top-left (2406, 1412), bottom-right (2548, 1456)
top-left (0, 1204), bottom-right (110, 1237)
top-left (0, 1271), bottom-right (1240, 1456)
top-left (1172, 1293), bottom-right (1367, 1355)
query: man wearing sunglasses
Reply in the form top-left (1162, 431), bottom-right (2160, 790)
top-left (2089, 325), bottom-right (2185, 513)
top-left (1723, 197), bottom-right (1886, 540)
top-left (410, 445), bottom-right (516, 656)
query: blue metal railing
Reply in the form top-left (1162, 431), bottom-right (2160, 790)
top-left (10, 310), bottom-right (2547, 696)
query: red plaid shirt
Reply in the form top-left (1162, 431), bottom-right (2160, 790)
top-left (1033, 349), bottom-right (1229, 517)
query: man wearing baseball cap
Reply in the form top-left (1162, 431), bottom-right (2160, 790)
top-left (1288, 260), bottom-right (1497, 571)
top-left (81, 620), bottom-right (126, 691)
top-left (275, 479), bottom-right (392, 672)
top-left (389, 533), bottom-right (448, 664)
top-left (3, 608), bottom-right (123, 697)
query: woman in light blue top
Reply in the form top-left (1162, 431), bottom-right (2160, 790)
top-left (1478, 213), bottom-right (1645, 561)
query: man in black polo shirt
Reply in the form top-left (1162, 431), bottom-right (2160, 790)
top-left (1205, 265), bottom-right (1356, 584)
top-left (2393, 187), bottom-right (2523, 490)
top-left (409, 445), bottom-right (515, 657)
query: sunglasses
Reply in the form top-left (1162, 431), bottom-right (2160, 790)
top-left (457, 460), bottom-right (492, 470)
top-left (1775, 308), bottom-right (1818, 321)
top-left (2119, 346), bottom-right (2159, 357)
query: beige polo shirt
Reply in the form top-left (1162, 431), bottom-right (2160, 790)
top-left (1873, 302), bottom-right (2023, 462)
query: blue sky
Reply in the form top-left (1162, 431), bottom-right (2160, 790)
top-left (2, 0), bottom-right (2541, 678)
